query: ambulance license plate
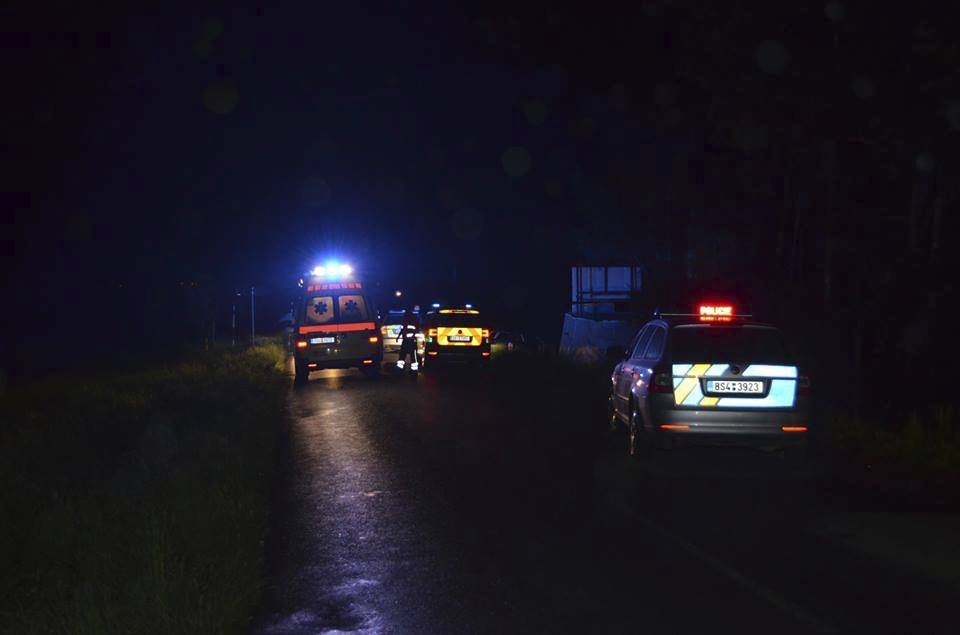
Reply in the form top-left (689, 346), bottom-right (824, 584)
top-left (311, 336), bottom-right (336, 344)
top-left (706, 380), bottom-right (763, 394)
top-left (448, 335), bottom-right (472, 342)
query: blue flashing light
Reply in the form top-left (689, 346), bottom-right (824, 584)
top-left (309, 261), bottom-right (353, 278)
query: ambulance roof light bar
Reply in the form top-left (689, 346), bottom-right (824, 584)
top-left (308, 262), bottom-right (353, 278)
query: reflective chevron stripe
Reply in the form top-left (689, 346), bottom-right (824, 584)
top-left (671, 363), bottom-right (798, 408)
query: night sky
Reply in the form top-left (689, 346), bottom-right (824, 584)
top-left (5, 2), bottom-right (958, 380)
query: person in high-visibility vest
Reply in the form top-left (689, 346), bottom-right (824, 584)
top-left (395, 306), bottom-right (421, 372)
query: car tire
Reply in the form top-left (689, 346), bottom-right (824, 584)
top-left (607, 392), bottom-right (620, 432)
top-left (294, 359), bottom-right (309, 384)
top-left (628, 405), bottom-right (649, 458)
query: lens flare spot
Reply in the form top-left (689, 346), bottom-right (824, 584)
top-left (501, 146), bottom-right (532, 177)
top-left (202, 80), bottom-right (239, 114)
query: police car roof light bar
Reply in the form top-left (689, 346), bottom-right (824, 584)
top-left (657, 311), bottom-right (753, 321)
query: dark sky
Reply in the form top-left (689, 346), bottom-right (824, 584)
top-left (9, 4), bottom-right (593, 293)
top-left (7, 3), bottom-right (667, 344)
top-left (5, 2), bottom-right (958, 373)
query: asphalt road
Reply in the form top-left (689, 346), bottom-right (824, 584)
top-left (255, 357), bottom-right (959, 634)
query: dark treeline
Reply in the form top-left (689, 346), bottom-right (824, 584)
top-left (451, 2), bottom-right (957, 418)
top-left (6, 3), bottom-right (956, 415)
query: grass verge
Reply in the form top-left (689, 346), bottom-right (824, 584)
top-left (825, 405), bottom-right (960, 506)
top-left (0, 343), bottom-right (288, 634)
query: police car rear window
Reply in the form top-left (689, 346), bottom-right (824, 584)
top-left (669, 325), bottom-right (790, 363)
top-left (384, 310), bottom-right (417, 324)
top-left (425, 313), bottom-right (483, 327)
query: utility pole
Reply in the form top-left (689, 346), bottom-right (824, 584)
top-left (232, 290), bottom-right (239, 346)
top-left (250, 286), bottom-right (256, 345)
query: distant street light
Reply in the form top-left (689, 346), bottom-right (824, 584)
top-left (232, 290), bottom-right (241, 346)
top-left (395, 290), bottom-right (403, 297)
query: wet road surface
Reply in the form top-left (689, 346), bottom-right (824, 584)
top-left (255, 359), bottom-right (959, 634)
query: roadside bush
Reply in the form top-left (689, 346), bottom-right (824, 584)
top-left (0, 343), bottom-right (287, 634)
top-left (827, 405), bottom-right (960, 476)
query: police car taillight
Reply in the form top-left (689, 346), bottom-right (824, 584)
top-left (798, 374), bottom-right (811, 395)
top-left (296, 339), bottom-right (308, 349)
top-left (428, 328), bottom-right (438, 337)
top-left (650, 372), bottom-right (673, 393)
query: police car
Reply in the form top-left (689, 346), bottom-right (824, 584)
top-left (421, 304), bottom-right (491, 369)
top-left (381, 308), bottom-right (425, 355)
top-left (293, 263), bottom-right (382, 381)
top-left (609, 304), bottom-right (810, 456)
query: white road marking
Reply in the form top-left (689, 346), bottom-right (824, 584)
top-left (610, 499), bottom-right (838, 634)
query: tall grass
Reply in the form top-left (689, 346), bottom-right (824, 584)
top-left (827, 405), bottom-right (960, 476)
top-left (0, 343), bottom-right (287, 634)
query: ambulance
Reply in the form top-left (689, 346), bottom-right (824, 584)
top-left (293, 263), bottom-right (382, 381)
top-left (421, 304), bottom-right (492, 369)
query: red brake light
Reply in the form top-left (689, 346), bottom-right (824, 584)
top-left (650, 372), bottom-right (673, 393)
top-left (296, 340), bottom-right (308, 349)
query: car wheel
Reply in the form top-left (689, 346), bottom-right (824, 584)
top-left (628, 405), bottom-right (648, 458)
top-left (607, 392), bottom-right (619, 432)
top-left (294, 359), bottom-right (309, 384)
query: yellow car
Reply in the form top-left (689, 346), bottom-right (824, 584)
top-left (421, 305), bottom-right (491, 369)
